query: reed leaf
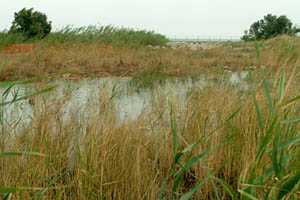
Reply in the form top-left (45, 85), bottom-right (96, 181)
top-left (179, 178), bottom-right (209, 200)
top-left (211, 176), bottom-right (237, 200)
top-left (281, 117), bottom-right (300, 124)
top-left (277, 72), bottom-right (284, 104)
top-left (0, 152), bottom-right (46, 157)
top-left (238, 189), bottom-right (259, 200)
top-left (175, 135), bottom-right (235, 177)
top-left (277, 170), bottom-right (300, 200)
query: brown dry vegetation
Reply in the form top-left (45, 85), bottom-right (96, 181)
top-left (0, 35), bottom-right (299, 81)
top-left (1, 35), bottom-right (300, 199)
top-left (1, 76), bottom-right (299, 199)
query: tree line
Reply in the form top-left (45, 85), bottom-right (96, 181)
top-left (5, 8), bottom-right (300, 42)
top-left (242, 14), bottom-right (300, 41)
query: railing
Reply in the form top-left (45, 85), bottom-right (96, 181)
top-left (167, 36), bottom-right (241, 42)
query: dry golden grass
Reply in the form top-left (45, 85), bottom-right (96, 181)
top-left (0, 35), bottom-right (299, 81)
top-left (1, 35), bottom-right (300, 199)
top-left (1, 71), bottom-right (299, 199)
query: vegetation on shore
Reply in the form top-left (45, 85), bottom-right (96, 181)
top-left (0, 25), bottom-right (169, 49)
top-left (0, 33), bottom-right (299, 81)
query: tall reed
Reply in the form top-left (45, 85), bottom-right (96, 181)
top-left (0, 68), bottom-right (299, 199)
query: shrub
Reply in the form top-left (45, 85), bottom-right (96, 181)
top-left (242, 14), bottom-right (300, 41)
top-left (10, 8), bottom-right (52, 39)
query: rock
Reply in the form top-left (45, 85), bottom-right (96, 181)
top-left (166, 42), bottom-right (222, 50)
top-left (189, 43), bottom-right (201, 50)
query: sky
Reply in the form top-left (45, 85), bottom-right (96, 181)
top-left (1, 0), bottom-right (300, 39)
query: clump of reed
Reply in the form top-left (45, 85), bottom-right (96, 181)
top-left (0, 30), bottom-right (27, 49)
top-left (0, 58), bottom-right (299, 199)
top-left (0, 25), bottom-right (169, 48)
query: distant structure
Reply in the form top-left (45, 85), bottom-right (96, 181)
top-left (167, 36), bottom-right (241, 42)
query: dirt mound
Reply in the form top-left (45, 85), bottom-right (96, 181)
top-left (0, 44), bottom-right (36, 54)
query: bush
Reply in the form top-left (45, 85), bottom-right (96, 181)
top-left (242, 14), bottom-right (300, 41)
top-left (43, 25), bottom-right (169, 47)
top-left (10, 8), bottom-right (52, 39)
top-left (0, 30), bottom-right (26, 48)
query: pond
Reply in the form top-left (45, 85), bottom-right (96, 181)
top-left (0, 71), bottom-right (249, 133)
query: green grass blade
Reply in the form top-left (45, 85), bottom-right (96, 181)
top-left (175, 135), bottom-right (235, 177)
top-left (255, 42), bottom-right (261, 66)
top-left (262, 77), bottom-right (274, 115)
top-left (159, 179), bottom-right (168, 200)
top-left (2, 193), bottom-right (10, 200)
top-left (168, 89), bottom-right (177, 156)
top-left (238, 189), bottom-right (259, 200)
top-left (281, 95), bottom-right (300, 107)
top-left (211, 176), bottom-right (236, 199)
top-left (0, 152), bottom-right (46, 157)
top-left (179, 178), bottom-right (209, 200)
top-left (206, 170), bottom-right (220, 200)
top-left (172, 176), bottom-right (183, 195)
top-left (34, 175), bottom-right (61, 200)
top-left (281, 117), bottom-right (300, 124)
top-left (205, 108), bottom-right (240, 141)
top-left (174, 152), bottom-right (184, 164)
top-left (0, 187), bottom-right (42, 193)
top-left (277, 72), bottom-right (284, 104)
top-left (252, 93), bottom-right (264, 137)
top-left (277, 170), bottom-right (300, 200)
top-left (182, 143), bottom-right (196, 153)
top-left (172, 117), bottom-right (178, 156)
top-left (39, 171), bottom-right (59, 184)
top-left (0, 70), bottom-right (75, 88)
top-left (0, 188), bottom-right (23, 193)
top-left (0, 86), bottom-right (57, 107)
top-left (272, 124), bottom-right (280, 178)
top-left (268, 136), bottom-right (300, 153)
top-left (182, 108), bottom-right (240, 159)
top-left (241, 166), bottom-right (257, 200)
top-left (248, 66), bottom-right (264, 138)
top-left (264, 168), bottom-right (274, 180)
top-left (263, 188), bottom-right (272, 200)
top-left (2, 84), bottom-right (13, 100)
top-left (256, 117), bottom-right (278, 162)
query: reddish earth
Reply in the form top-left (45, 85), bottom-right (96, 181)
top-left (0, 43), bottom-right (112, 54)
top-left (0, 44), bottom-right (36, 54)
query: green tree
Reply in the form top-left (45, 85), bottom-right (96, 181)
top-left (242, 14), bottom-right (300, 41)
top-left (9, 8), bottom-right (52, 38)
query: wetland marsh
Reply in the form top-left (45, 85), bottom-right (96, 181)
top-left (0, 30), bottom-right (300, 199)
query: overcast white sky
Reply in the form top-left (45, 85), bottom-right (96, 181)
top-left (1, 0), bottom-right (300, 39)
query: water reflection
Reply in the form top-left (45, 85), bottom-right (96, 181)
top-left (0, 71), bottom-right (249, 131)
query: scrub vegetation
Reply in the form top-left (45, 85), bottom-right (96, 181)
top-left (0, 32), bottom-right (300, 82)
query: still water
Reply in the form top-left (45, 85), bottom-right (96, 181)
top-left (0, 71), bottom-right (248, 131)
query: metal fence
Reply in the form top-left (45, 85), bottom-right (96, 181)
top-left (167, 36), bottom-right (241, 42)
